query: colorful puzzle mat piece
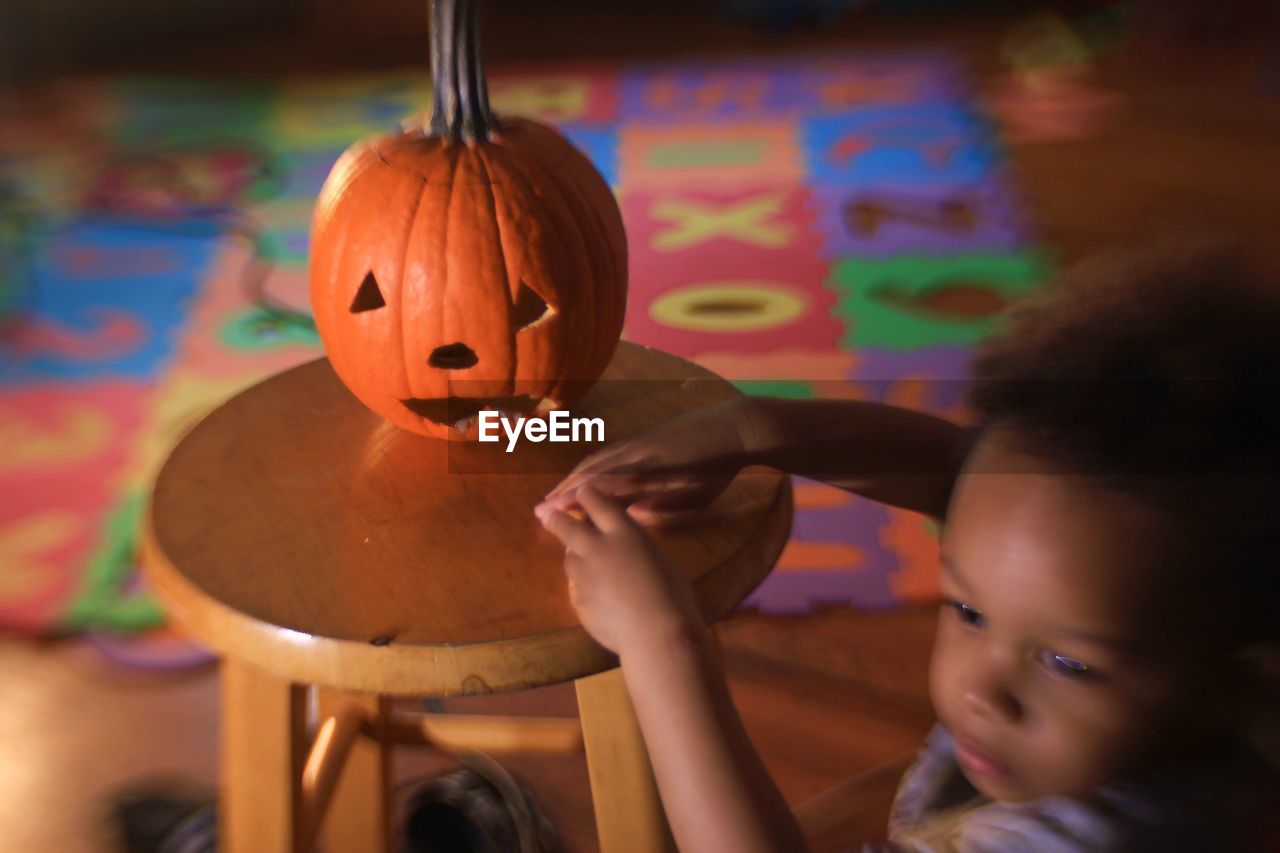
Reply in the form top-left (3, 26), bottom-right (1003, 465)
top-left (0, 53), bottom-right (1050, 635)
top-left (809, 175), bottom-right (1031, 258)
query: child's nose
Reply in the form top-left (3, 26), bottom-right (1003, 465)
top-left (963, 663), bottom-right (1024, 724)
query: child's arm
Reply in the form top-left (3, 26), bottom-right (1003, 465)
top-left (546, 397), bottom-right (965, 521)
top-left (738, 397), bottom-right (964, 517)
top-left (536, 487), bottom-right (810, 853)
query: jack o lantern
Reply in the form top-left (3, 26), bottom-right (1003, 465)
top-left (309, 0), bottom-right (627, 439)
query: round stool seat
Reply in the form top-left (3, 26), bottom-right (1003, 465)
top-left (143, 342), bottom-right (793, 696)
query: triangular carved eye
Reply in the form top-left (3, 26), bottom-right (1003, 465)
top-left (350, 271), bottom-right (386, 313)
top-left (513, 279), bottom-right (554, 331)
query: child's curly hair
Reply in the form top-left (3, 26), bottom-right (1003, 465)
top-left (966, 242), bottom-right (1280, 644)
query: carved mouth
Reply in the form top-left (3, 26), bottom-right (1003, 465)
top-left (400, 395), bottom-right (553, 433)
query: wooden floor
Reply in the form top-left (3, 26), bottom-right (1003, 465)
top-left (3, 3), bottom-right (1279, 851)
top-left (0, 607), bottom-right (936, 852)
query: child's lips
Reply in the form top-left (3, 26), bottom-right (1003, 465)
top-left (954, 735), bottom-right (1012, 780)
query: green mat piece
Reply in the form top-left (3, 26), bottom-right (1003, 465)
top-left (111, 78), bottom-right (275, 145)
top-left (830, 250), bottom-right (1055, 350)
top-left (221, 307), bottom-right (320, 350)
top-left (62, 491), bottom-right (165, 633)
top-left (731, 380), bottom-right (816, 398)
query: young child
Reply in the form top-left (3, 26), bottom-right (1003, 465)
top-left (534, 245), bottom-right (1280, 851)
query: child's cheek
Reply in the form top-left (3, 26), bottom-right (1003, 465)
top-left (927, 614), bottom-right (964, 724)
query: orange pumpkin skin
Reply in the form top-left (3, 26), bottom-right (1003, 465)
top-left (310, 120), bottom-right (627, 439)
top-left (309, 2), bottom-right (627, 439)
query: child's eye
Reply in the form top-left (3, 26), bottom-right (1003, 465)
top-left (1042, 651), bottom-right (1097, 680)
top-left (945, 599), bottom-right (985, 628)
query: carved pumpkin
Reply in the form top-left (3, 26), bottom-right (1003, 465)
top-left (309, 0), bottom-right (627, 439)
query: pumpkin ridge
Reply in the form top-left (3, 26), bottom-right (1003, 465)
top-left (399, 155), bottom-right (442, 400)
top-left (544, 172), bottom-right (608, 388)
top-left (515, 124), bottom-right (624, 303)
top-left (313, 142), bottom-right (379, 231)
top-left (467, 146), bottom-right (518, 398)
top-left (478, 144), bottom-right (565, 395)
top-left (494, 119), bottom-right (576, 174)
top-left (479, 144), bottom-right (560, 313)
top-left (315, 150), bottom-right (400, 402)
top-left (511, 125), bottom-right (619, 260)
top-left (563, 132), bottom-right (628, 374)
top-left (510, 132), bottom-right (619, 386)
top-left (437, 144), bottom-right (508, 402)
top-left (553, 155), bottom-right (624, 381)
top-left (374, 139), bottom-right (509, 185)
top-left (549, 150), bottom-right (619, 390)
top-left (543, 165), bottom-right (606, 393)
top-left (484, 142), bottom-right (583, 396)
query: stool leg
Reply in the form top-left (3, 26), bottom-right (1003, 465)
top-left (221, 659), bottom-right (308, 853)
top-left (576, 668), bottom-right (676, 853)
top-left (316, 689), bottom-right (394, 853)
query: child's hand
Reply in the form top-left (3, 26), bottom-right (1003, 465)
top-left (535, 485), bottom-right (703, 656)
top-left (540, 397), bottom-right (754, 524)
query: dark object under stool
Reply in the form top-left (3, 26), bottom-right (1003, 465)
top-left (401, 753), bottom-right (561, 853)
top-left (111, 788), bottom-right (215, 853)
top-left (111, 751), bottom-right (559, 853)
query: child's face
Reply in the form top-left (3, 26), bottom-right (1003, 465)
top-left (931, 430), bottom-right (1218, 803)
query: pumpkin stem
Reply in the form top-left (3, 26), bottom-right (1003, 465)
top-left (428, 0), bottom-right (497, 142)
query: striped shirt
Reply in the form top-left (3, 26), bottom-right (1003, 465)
top-left (865, 725), bottom-right (1274, 852)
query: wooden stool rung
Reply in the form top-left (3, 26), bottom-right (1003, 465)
top-left (386, 711), bottom-right (584, 754)
top-left (299, 704), bottom-right (369, 850)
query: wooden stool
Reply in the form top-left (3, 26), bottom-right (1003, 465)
top-left (141, 342), bottom-right (794, 853)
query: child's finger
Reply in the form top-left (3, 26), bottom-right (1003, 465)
top-left (547, 444), bottom-right (654, 498)
top-left (539, 473), bottom-right (649, 513)
top-left (563, 552), bottom-right (587, 584)
top-left (575, 484), bottom-right (635, 534)
top-left (536, 505), bottom-right (597, 553)
top-left (547, 447), bottom-right (628, 498)
top-left (630, 482), bottom-right (710, 512)
top-left (627, 501), bottom-right (681, 526)
top-left (536, 491), bottom-right (581, 516)
top-left (547, 465), bottom-right (611, 501)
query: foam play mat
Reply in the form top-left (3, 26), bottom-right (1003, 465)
top-left (0, 54), bottom-right (1052, 636)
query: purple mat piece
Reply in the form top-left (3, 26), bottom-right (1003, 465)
top-left (792, 486), bottom-right (892, 544)
top-left (851, 346), bottom-right (973, 380)
top-left (809, 178), bottom-right (1030, 258)
top-left (848, 347), bottom-right (973, 416)
top-left (618, 54), bottom-right (963, 123)
top-left (799, 55), bottom-right (964, 112)
top-left (744, 569), bottom-right (902, 614)
top-left (741, 481), bottom-right (901, 613)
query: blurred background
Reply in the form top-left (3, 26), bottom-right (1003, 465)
top-left (2, 1), bottom-right (1279, 850)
